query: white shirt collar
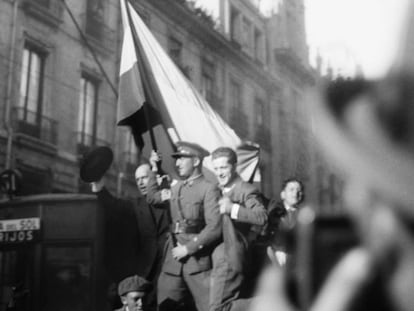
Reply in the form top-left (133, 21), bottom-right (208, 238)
top-left (222, 183), bottom-right (236, 194)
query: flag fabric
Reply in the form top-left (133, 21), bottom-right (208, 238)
top-left (117, 5), bottom-right (145, 121)
top-left (118, 0), bottom-right (261, 182)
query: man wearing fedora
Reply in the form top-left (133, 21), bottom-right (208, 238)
top-left (81, 147), bottom-right (169, 311)
top-left (147, 141), bottom-right (222, 311)
top-left (116, 275), bottom-right (152, 311)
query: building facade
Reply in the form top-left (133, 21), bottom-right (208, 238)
top-left (0, 0), bottom-right (331, 205)
top-left (0, 0), bottom-right (121, 196)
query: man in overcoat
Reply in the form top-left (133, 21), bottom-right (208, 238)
top-left (91, 161), bottom-right (169, 311)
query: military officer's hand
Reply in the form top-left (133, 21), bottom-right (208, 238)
top-left (219, 197), bottom-right (233, 214)
top-left (172, 243), bottom-right (189, 260)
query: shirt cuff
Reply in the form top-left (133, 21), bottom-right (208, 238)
top-left (91, 182), bottom-right (104, 193)
top-left (231, 203), bottom-right (240, 219)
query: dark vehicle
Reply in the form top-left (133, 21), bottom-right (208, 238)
top-left (0, 194), bottom-right (110, 311)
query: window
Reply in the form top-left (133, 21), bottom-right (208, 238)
top-left (86, 0), bottom-right (105, 39)
top-left (255, 97), bottom-right (270, 150)
top-left (168, 36), bottom-right (191, 78)
top-left (254, 28), bottom-right (265, 63)
top-left (242, 17), bottom-right (252, 50)
top-left (230, 6), bottom-right (241, 43)
top-left (201, 59), bottom-right (215, 105)
top-left (229, 79), bottom-right (248, 136)
top-left (230, 80), bottom-right (242, 111)
top-left (255, 97), bottom-right (265, 125)
top-left (124, 130), bottom-right (138, 168)
top-left (19, 45), bottom-right (46, 124)
top-left (17, 43), bottom-right (57, 144)
top-left (77, 75), bottom-right (98, 146)
top-left (168, 37), bottom-right (183, 67)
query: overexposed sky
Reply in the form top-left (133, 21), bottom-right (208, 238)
top-left (305, 0), bottom-right (410, 78)
top-left (196, 0), bottom-right (410, 78)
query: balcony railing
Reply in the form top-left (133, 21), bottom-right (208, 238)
top-left (12, 107), bottom-right (58, 145)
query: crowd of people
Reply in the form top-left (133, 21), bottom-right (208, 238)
top-left (88, 62), bottom-right (414, 311)
top-left (89, 140), bottom-right (304, 311)
top-left (87, 7), bottom-right (414, 305)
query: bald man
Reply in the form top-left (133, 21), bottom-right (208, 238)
top-left (91, 162), bottom-right (170, 311)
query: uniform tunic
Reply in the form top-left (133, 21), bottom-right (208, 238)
top-left (147, 174), bottom-right (222, 311)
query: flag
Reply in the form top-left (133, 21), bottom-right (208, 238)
top-left (118, 0), bottom-right (261, 183)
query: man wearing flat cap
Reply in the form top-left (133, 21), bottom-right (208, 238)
top-left (147, 141), bottom-right (222, 311)
top-left (116, 275), bottom-right (152, 311)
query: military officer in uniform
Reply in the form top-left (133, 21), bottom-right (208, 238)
top-left (147, 141), bottom-right (222, 311)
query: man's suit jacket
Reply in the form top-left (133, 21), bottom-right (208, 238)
top-left (221, 176), bottom-right (267, 272)
top-left (147, 174), bottom-right (222, 276)
top-left (97, 188), bottom-right (169, 282)
top-left (266, 200), bottom-right (298, 251)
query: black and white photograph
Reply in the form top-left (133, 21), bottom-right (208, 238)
top-left (0, 0), bottom-right (413, 310)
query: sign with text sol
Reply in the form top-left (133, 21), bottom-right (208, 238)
top-left (0, 217), bottom-right (41, 245)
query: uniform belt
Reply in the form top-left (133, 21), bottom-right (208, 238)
top-left (171, 222), bottom-right (204, 234)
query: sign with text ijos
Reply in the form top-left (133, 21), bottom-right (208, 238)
top-left (0, 218), bottom-right (41, 245)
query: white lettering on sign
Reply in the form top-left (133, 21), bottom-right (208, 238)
top-left (0, 218), bottom-right (40, 232)
top-left (0, 230), bottom-right (35, 243)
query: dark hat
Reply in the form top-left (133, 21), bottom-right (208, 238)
top-left (311, 73), bottom-right (414, 210)
top-left (171, 141), bottom-right (209, 159)
top-left (79, 146), bottom-right (113, 183)
top-left (117, 275), bottom-right (152, 297)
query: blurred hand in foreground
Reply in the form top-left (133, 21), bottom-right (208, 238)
top-left (250, 246), bottom-right (373, 311)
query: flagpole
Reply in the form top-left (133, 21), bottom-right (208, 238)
top-left (123, 0), bottom-right (158, 151)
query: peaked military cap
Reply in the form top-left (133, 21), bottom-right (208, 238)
top-left (118, 275), bottom-right (152, 297)
top-left (171, 141), bottom-right (209, 159)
